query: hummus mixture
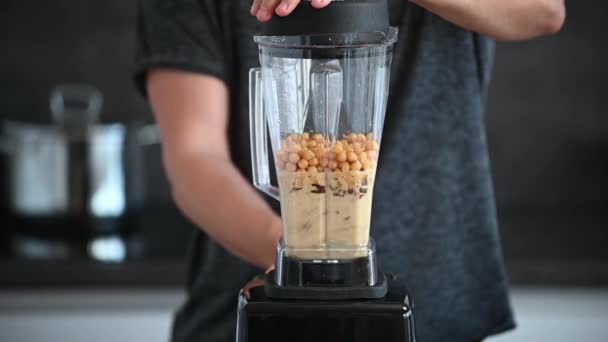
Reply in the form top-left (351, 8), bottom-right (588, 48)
top-left (275, 132), bottom-right (379, 259)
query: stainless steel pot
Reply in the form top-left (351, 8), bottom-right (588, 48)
top-left (0, 84), bottom-right (159, 242)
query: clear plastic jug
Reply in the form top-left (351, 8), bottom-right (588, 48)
top-left (250, 28), bottom-right (398, 260)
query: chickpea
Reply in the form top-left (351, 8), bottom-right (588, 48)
top-left (351, 160), bottom-right (362, 171)
top-left (309, 157), bottom-right (319, 166)
top-left (329, 160), bottom-right (338, 171)
top-left (347, 133), bottom-right (357, 143)
top-left (366, 133), bottom-right (374, 141)
top-left (308, 166), bottom-right (318, 174)
top-left (313, 133), bottom-right (324, 143)
top-left (340, 162), bottom-right (350, 172)
top-left (286, 143), bottom-right (301, 153)
top-left (346, 145), bottom-right (354, 153)
top-left (288, 133), bottom-right (300, 142)
top-left (358, 152), bottom-right (368, 162)
top-left (298, 159), bottom-right (309, 169)
top-left (314, 146), bottom-right (325, 158)
top-left (301, 140), bottom-right (308, 148)
top-left (286, 162), bottom-right (297, 172)
top-left (336, 151), bottom-right (347, 163)
top-left (353, 143), bottom-right (363, 154)
top-left (333, 144), bottom-right (344, 154)
top-left (301, 132), bottom-right (310, 141)
top-left (367, 141), bottom-right (380, 151)
top-left (362, 159), bottom-right (372, 171)
top-left (277, 161), bottom-right (286, 170)
top-left (307, 140), bottom-right (317, 148)
top-left (302, 149), bottom-right (315, 161)
top-left (347, 151), bottom-right (358, 162)
top-left (288, 152), bottom-right (300, 163)
top-left (277, 150), bottom-right (288, 162)
top-left (357, 133), bottom-right (367, 142)
top-left (366, 150), bottom-right (377, 160)
top-left (320, 158), bottom-right (328, 168)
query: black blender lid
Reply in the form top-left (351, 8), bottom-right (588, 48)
top-left (255, 1), bottom-right (397, 59)
top-left (261, 0), bottom-right (390, 37)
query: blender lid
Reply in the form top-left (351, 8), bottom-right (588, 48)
top-left (254, 28), bottom-right (398, 49)
top-left (254, 1), bottom-right (397, 58)
top-left (260, 0), bottom-right (390, 37)
top-left (254, 27), bottom-right (398, 59)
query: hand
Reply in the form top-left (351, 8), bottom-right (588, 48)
top-left (251, 0), bottom-right (332, 22)
top-left (242, 266), bottom-right (275, 300)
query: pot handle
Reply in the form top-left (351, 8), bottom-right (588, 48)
top-left (50, 83), bottom-right (103, 127)
top-left (0, 123), bottom-right (13, 153)
top-left (136, 124), bottom-right (161, 146)
top-left (249, 68), bottom-right (280, 201)
top-left (0, 136), bottom-right (12, 153)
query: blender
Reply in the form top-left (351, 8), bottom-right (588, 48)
top-left (237, 1), bottom-right (415, 341)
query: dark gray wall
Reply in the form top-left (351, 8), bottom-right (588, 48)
top-left (0, 1), bottom-right (148, 123)
top-left (486, 2), bottom-right (608, 264)
top-left (488, 2), bottom-right (608, 213)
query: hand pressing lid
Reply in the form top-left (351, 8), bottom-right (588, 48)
top-left (261, 0), bottom-right (391, 36)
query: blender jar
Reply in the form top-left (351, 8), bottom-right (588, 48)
top-left (250, 28), bottom-right (398, 260)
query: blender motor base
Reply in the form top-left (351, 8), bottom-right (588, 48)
top-left (237, 275), bottom-right (416, 342)
top-left (265, 270), bottom-right (388, 300)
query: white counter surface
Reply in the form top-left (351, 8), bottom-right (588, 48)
top-left (1, 287), bottom-right (607, 342)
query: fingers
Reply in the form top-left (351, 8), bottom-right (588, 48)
top-left (275, 0), bottom-right (300, 17)
top-left (310, 0), bottom-right (332, 9)
top-left (253, 0), bottom-right (282, 22)
top-left (252, 0), bottom-right (331, 22)
top-left (243, 278), bottom-right (265, 300)
top-left (250, 0), bottom-right (263, 16)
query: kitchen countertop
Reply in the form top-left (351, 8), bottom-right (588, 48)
top-left (2, 287), bottom-right (607, 342)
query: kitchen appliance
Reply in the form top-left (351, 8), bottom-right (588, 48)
top-left (0, 84), bottom-right (159, 261)
top-left (237, 1), bottom-right (415, 341)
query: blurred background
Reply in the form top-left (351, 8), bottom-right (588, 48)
top-left (0, 1), bottom-right (607, 342)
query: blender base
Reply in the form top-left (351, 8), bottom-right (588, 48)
top-left (265, 270), bottom-right (388, 300)
top-left (268, 240), bottom-right (388, 299)
top-left (237, 274), bottom-right (416, 342)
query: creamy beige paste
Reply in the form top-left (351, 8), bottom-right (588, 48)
top-left (278, 169), bottom-right (375, 259)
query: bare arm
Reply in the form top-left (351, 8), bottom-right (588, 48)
top-left (251, 0), bottom-right (565, 41)
top-left (411, 0), bottom-right (566, 41)
top-left (147, 69), bottom-right (282, 270)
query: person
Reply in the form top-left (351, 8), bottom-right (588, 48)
top-left (134, 0), bottom-right (565, 341)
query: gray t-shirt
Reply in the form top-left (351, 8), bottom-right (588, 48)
top-left (135, 1), bottom-right (515, 341)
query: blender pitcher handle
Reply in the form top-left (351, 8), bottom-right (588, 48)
top-left (249, 68), bottom-right (280, 201)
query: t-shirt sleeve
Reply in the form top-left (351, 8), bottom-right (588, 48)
top-left (134, 0), bottom-right (230, 97)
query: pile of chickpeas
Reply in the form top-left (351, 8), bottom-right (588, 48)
top-left (276, 132), bottom-right (380, 173)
